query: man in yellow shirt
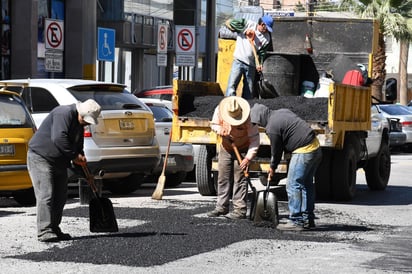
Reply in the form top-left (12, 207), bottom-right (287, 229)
top-left (250, 103), bottom-right (322, 230)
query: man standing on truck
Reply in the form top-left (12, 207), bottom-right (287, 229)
top-left (207, 97), bottom-right (260, 219)
top-left (250, 104), bottom-right (322, 230)
top-left (225, 15), bottom-right (273, 99)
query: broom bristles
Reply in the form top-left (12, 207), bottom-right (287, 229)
top-left (152, 174), bottom-right (165, 200)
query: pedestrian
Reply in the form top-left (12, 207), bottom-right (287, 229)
top-left (225, 14), bottom-right (273, 99)
top-left (250, 104), bottom-right (322, 230)
top-left (27, 99), bottom-right (101, 242)
top-left (207, 96), bottom-right (260, 219)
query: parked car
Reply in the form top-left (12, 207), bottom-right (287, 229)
top-left (134, 85), bottom-right (172, 101)
top-left (0, 79), bottom-right (161, 195)
top-left (387, 117), bottom-right (407, 149)
top-left (0, 89), bottom-right (37, 206)
top-left (139, 98), bottom-right (194, 187)
top-left (377, 104), bottom-right (412, 151)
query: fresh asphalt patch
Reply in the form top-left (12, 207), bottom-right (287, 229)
top-left (8, 200), bottom-right (377, 267)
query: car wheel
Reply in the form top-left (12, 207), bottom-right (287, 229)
top-left (13, 188), bottom-right (36, 206)
top-left (165, 171), bottom-right (187, 188)
top-left (364, 141), bottom-right (391, 190)
top-left (107, 174), bottom-right (144, 195)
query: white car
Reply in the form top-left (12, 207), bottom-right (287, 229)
top-left (0, 79), bottom-right (161, 195)
top-left (139, 98), bottom-right (194, 187)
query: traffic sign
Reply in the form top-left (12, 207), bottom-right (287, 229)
top-left (45, 19), bottom-right (64, 50)
top-left (97, 27), bottom-right (115, 62)
top-left (44, 50), bottom-right (63, 72)
top-left (175, 26), bottom-right (195, 54)
top-left (157, 54), bottom-right (167, 67)
top-left (176, 54), bottom-right (195, 67)
top-left (157, 24), bottom-right (168, 54)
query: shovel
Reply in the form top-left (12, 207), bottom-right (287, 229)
top-left (81, 163), bottom-right (119, 233)
top-left (231, 143), bottom-right (278, 226)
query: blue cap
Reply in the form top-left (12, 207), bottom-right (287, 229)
top-left (261, 15), bottom-right (273, 33)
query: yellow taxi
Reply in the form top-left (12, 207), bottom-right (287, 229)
top-left (0, 89), bottom-right (36, 205)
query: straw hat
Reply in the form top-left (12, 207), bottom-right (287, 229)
top-left (219, 96), bottom-right (250, 126)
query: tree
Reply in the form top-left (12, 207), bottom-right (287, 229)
top-left (340, 0), bottom-right (412, 102)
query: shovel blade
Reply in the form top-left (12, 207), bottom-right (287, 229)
top-left (89, 197), bottom-right (119, 233)
top-left (252, 191), bottom-right (279, 226)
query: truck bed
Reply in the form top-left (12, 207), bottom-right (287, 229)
top-left (172, 80), bottom-right (371, 149)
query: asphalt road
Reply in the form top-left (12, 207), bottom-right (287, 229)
top-left (0, 152), bottom-right (411, 273)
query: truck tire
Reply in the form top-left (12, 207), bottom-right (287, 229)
top-left (331, 142), bottom-right (357, 201)
top-left (314, 148), bottom-right (332, 201)
top-left (196, 145), bottom-right (217, 196)
top-left (364, 141), bottom-right (391, 190)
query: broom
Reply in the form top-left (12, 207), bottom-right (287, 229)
top-left (152, 127), bottom-right (173, 200)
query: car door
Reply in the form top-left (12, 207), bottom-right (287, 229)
top-left (365, 105), bottom-right (386, 157)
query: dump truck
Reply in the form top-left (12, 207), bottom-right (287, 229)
top-left (171, 16), bottom-right (391, 201)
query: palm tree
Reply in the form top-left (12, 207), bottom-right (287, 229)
top-left (341, 0), bottom-right (412, 102)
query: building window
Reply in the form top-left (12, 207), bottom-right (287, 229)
top-left (0, 0), bottom-right (10, 79)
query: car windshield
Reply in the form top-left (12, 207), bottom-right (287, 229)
top-left (380, 105), bottom-right (412, 115)
top-left (147, 105), bottom-right (172, 122)
top-left (0, 94), bottom-right (32, 128)
top-left (68, 85), bottom-right (149, 111)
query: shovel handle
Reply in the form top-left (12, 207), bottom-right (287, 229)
top-left (231, 143), bottom-right (249, 177)
top-left (79, 163), bottom-right (98, 193)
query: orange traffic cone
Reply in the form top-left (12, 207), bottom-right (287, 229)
top-left (305, 34), bottom-right (313, 54)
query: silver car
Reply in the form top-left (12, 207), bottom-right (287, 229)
top-left (140, 98), bottom-right (194, 187)
top-left (0, 79), bottom-right (161, 195)
top-left (377, 104), bottom-right (412, 151)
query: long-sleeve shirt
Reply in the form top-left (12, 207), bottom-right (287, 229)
top-left (226, 18), bottom-right (271, 66)
top-left (210, 106), bottom-right (260, 160)
top-left (29, 104), bottom-right (84, 168)
top-left (265, 109), bottom-right (316, 169)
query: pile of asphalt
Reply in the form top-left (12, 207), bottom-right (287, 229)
top-left (179, 95), bottom-right (328, 121)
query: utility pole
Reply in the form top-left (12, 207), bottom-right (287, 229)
top-left (205, 0), bottom-right (216, 82)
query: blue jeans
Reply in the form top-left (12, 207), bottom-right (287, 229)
top-left (286, 147), bottom-right (322, 225)
top-left (27, 150), bottom-right (68, 236)
top-left (225, 59), bottom-right (255, 99)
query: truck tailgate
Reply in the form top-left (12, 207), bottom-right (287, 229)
top-left (320, 83), bottom-right (371, 148)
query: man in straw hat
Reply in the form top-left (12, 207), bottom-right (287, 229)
top-left (207, 96), bottom-right (260, 219)
top-left (27, 99), bottom-right (101, 242)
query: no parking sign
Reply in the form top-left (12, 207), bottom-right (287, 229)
top-left (175, 25), bottom-right (195, 66)
top-left (45, 19), bottom-right (64, 50)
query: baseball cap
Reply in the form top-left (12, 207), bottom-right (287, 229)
top-left (261, 15), bottom-right (273, 33)
top-left (76, 99), bottom-right (101, 125)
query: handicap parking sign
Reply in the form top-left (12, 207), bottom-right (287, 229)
top-left (97, 27), bottom-right (115, 62)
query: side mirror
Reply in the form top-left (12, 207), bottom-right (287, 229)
top-left (385, 78), bottom-right (397, 101)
